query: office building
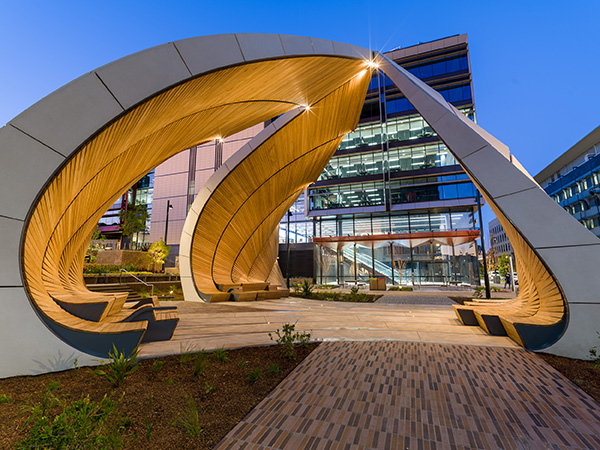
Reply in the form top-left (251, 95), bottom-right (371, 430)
top-left (281, 34), bottom-right (482, 286)
top-left (488, 217), bottom-right (514, 266)
top-left (535, 125), bottom-right (600, 238)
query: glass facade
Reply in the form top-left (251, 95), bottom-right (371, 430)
top-left (542, 152), bottom-right (600, 237)
top-left (281, 35), bottom-right (482, 287)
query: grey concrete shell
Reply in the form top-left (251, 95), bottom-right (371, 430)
top-left (0, 33), bottom-right (597, 378)
top-left (0, 34), bottom-right (371, 378)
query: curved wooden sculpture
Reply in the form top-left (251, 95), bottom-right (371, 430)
top-left (179, 75), bottom-right (370, 302)
top-left (0, 34), bottom-right (371, 376)
top-left (378, 55), bottom-right (600, 354)
top-left (1, 34), bottom-right (599, 378)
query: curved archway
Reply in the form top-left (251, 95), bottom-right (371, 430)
top-left (1, 34), bottom-right (599, 378)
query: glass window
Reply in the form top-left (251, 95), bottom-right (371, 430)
top-left (430, 212), bottom-right (451, 232)
top-left (372, 215), bottom-right (390, 234)
top-left (391, 213), bottom-right (409, 234)
top-left (451, 211), bottom-right (474, 230)
top-left (410, 213), bottom-right (430, 232)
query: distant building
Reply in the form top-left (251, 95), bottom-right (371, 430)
top-left (97, 172), bottom-right (154, 247)
top-left (281, 34), bottom-right (483, 286)
top-left (488, 218), bottom-right (514, 266)
top-left (535, 125), bottom-right (600, 238)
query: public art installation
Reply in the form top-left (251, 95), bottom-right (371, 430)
top-left (0, 34), bottom-right (598, 378)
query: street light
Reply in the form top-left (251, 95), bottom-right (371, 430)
top-left (164, 200), bottom-right (173, 243)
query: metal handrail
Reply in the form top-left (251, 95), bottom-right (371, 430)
top-left (119, 269), bottom-right (154, 297)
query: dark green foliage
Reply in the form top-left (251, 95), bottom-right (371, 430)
top-left (247, 368), bottom-right (261, 384)
top-left (119, 203), bottom-right (149, 238)
top-left (204, 382), bottom-right (216, 394)
top-left (213, 347), bottom-right (229, 362)
top-left (590, 331), bottom-right (600, 370)
top-left (269, 323), bottom-right (311, 359)
top-left (17, 392), bottom-right (126, 449)
top-left (173, 396), bottom-right (202, 437)
top-left (0, 394), bottom-right (12, 403)
top-left (90, 345), bottom-right (139, 387)
top-left (151, 360), bottom-right (166, 374)
top-left (267, 363), bottom-right (280, 376)
top-left (193, 351), bottom-right (209, 376)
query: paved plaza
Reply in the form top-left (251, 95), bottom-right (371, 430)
top-left (140, 293), bottom-right (519, 358)
top-left (215, 341), bottom-right (600, 449)
top-left (140, 294), bottom-right (600, 449)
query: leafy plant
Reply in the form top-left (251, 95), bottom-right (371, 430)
top-left (269, 322), bottom-right (311, 359)
top-left (46, 380), bottom-right (61, 392)
top-left (240, 360), bottom-right (249, 369)
top-left (148, 239), bottom-right (170, 270)
top-left (213, 347), bottom-right (229, 362)
top-left (267, 363), bottom-right (280, 376)
top-left (173, 395), bottom-right (202, 437)
top-left (590, 331), bottom-right (600, 370)
top-left (90, 345), bottom-right (139, 387)
top-left (145, 418), bottom-right (154, 441)
top-left (247, 368), bottom-right (261, 384)
top-left (293, 279), bottom-right (314, 297)
top-left (179, 342), bottom-right (198, 365)
top-left (350, 286), bottom-right (359, 295)
top-left (151, 360), bottom-right (166, 374)
top-left (193, 351), bottom-right (209, 376)
top-left (18, 393), bottom-right (125, 449)
top-left (166, 378), bottom-right (174, 386)
top-left (204, 382), bottom-right (216, 394)
top-left (0, 394), bottom-right (12, 403)
top-left (119, 202), bottom-right (149, 239)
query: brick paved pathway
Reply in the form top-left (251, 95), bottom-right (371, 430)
top-left (215, 342), bottom-right (600, 450)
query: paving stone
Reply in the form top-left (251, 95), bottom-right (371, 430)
top-left (215, 341), bottom-right (600, 449)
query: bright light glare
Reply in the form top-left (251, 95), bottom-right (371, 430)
top-left (303, 105), bottom-right (311, 112)
top-left (366, 60), bottom-right (379, 69)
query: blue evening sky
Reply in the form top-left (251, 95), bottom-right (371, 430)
top-left (2, 0), bottom-right (599, 232)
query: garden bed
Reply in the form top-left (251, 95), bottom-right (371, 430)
top-left (0, 344), bottom-right (318, 449)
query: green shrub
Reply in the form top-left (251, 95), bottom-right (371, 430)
top-left (193, 352), bottom-right (209, 376)
top-left (269, 322), bottom-right (311, 359)
top-left (293, 279), bottom-right (314, 297)
top-left (90, 344), bottom-right (139, 387)
top-left (247, 368), bottom-right (261, 384)
top-left (151, 360), bottom-right (166, 374)
top-left (590, 331), bottom-right (600, 370)
top-left (267, 363), bottom-right (280, 376)
top-left (173, 395), bottom-right (202, 437)
top-left (166, 378), bottom-right (173, 386)
top-left (0, 394), bottom-right (12, 403)
top-left (18, 393), bottom-right (125, 449)
top-left (213, 347), bottom-right (229, 362)
top-left (179, 342), bottom-right (198, 365)
top-left (204, 382), bottom-right (216, 394)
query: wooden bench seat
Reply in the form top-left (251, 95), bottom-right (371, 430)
top-left (452, 290), bottom-right (566, 350)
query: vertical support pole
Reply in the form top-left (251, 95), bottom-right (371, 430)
top-left (286, 211), bottom-right (291, 288)
top-left (390, 242), bottom-right (395, 285)
top-left (509, 254), bottom-right (516, 292)
top-left (164, 199), bottom-right (172, 244)
top-left (353, 243), bottom-right (358, 281)
top-left (476, 191), bottom-right (491, 299)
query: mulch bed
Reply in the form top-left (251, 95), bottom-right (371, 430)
top-left (0, 344), bottom-right (318, 450)
top-left (537, 353), bottom-right (600, 403)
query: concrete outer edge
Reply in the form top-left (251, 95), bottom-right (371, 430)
top-left (0, 34), bottom-right (370, 376)
top-left (180, 108), bottom-right (304, 302)
top-left (378, 53), bottom-right (600, 358)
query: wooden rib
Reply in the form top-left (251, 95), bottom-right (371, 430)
top-left (453, 185), bottom-right (565, 344)
top-left (189, 68), bottom-right (371, 293)
top-left (22, 56), bottom-right (368, 339)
